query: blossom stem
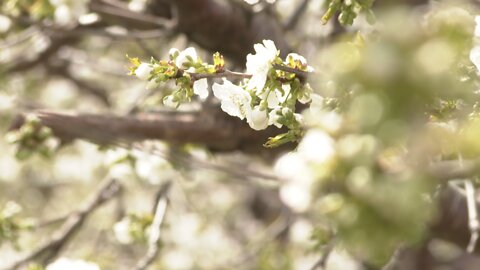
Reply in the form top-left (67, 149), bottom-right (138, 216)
top-left (185, 65), bottom-right (310, 82)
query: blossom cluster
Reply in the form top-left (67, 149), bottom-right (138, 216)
top-left (1, 0), bottom-right (90, 27)
top-left (130, 40), bottom-right (314, 146)
top-left (46, 258), bottom-right (100, 270)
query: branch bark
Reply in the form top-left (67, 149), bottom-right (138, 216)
top-left (10, 109), bottom-right (288, 153)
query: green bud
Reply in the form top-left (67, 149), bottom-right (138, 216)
top-left (15, 147), bottom-right (32, 160)
top-left (37, 127), bottom-right (52, 140)
top-left (5, 132), bottom-right (20, 144)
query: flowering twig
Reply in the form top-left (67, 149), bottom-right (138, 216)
top-left (132, 182), bottom-right (170, 270)
top-left (5, 178), bottom-right (121, 270)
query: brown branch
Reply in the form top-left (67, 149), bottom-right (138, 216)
top-left (10, 109), bottom-right (288, 153)
top-left (6, 178), bottom-right (121, 269)
top-left (167, 0), bottom-right (290, 63)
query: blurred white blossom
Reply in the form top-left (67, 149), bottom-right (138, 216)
top-left (113, 218), bottom-right (134, 244)
top-left (298, 130), bottom-right (336, 163)
top-left (0, 15), bottom-right (12, 33)
top-left (49, 0), bottom-right (88, 26)
top-left (46, 258), bottom-right (100, 270)
top-left (134, 151), bottom-right (175, 185)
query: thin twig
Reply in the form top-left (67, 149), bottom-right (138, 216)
top-left (5, 178), bottom-right (121, 270)
top-left (310, 241), bottom-right (335, 270)
top-left (132, 182), bottom-right (171, 270)
top-left (126, 141), bottom-right (279, 182)
top-left (465, 179), bottom-right (479, 253)
top-left (185, 64), bottom-right (311, 82)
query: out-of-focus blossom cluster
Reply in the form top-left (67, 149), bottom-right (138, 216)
top-left (46, 258), bottom-right (100, 270)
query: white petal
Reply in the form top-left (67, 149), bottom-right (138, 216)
top-left (247, 71), bottom-right (268, 92)
top-left (212, 80), bottom-right (251, 120)
top-left (266, 91), bottom-right (280, 108)
top-left (263, 40), bottom-right (278, 56)
top-left (193, 78), bottom-right (209, 99)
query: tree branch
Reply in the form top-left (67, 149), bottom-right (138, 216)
top-left (10, 109), bottom-right (288, 153)
top-left (5, 178), bottom-right (121, 269)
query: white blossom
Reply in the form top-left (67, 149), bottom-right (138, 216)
top-left (54, 5), bottom-right (74, 26)
top-left (114, 218), bottom-right (134, 244)
top-left (193, 78), bottom-right (209, 99)
top-left (134, 152), bottom-right (175, 184)
top-left (46, 258), bottom-right (100, 270)
top-left (280, 181), bottom-right (312, 212)
top-left (78, 13), bottom-right (100, 25)
top-left (212, 79), bottom-right (252, 120)
top-left (298, 129), bottom-right (335, 164)
top-left (246, 40), bottom-right (278, 93)
top-left (49, 0), bottom-right (88, 26)
top-left (175, 47), bottom-right (198, 69)
top-left (135, 63), bottom-right (153, 81)
top-left (247, 106), bottom-right (269, 130)
top-left (0, 15), bottom-right (12, 33)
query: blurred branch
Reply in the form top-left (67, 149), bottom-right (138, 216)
top-left (310, 241), bottom-right (335, 270)
top-left (5, 178), bottom-right (121, 270)
top-left (132, 182), bottom-right (171, 270)
top-left (284, 0), bottom-right (311, 31)
top-left (47, 62), bottom-right (111, 106)
top-left (427, 158), bottom-right (480, 182)
top-left (4, 35), bottom-right (78, 74)
top-left (89, 1), bottom-right (175, 30)
top-left (128, 142), bottom-right (279, 182)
